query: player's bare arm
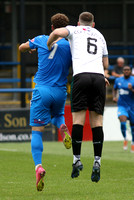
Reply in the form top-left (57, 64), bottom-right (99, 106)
top-left (47, 28), bottom-right (69, 50)
top-left (19, 41), bottom-right (31, 52)
top-left (19, 41), bottom-right (36, 54)
top-left (103, 56), bottom-right (110, 86)
top-left (103, 56), bottom-right (109, 70)
top-left (113, 89), bottom-right (118, 102)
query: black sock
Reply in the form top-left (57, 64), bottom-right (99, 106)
top-left (92, 126), bottom-right (104, 157)
top-left (72, 124), bottom-right (83, 155)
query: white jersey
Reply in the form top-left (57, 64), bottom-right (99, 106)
top-left (66, 25), bottom-right (108, 76)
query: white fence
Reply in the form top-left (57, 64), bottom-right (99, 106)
top-left (103, 106), bottom-right (132, 141)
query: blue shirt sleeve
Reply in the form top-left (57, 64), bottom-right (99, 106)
top-left (29, 35), bottom-right (48, 50)
top-left (29, 37), bottom-right (37, 49)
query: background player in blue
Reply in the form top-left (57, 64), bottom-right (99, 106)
top-left (19, 13), bottom-right (72, 191)
top-left (113, 65), bottom-right (134, 152)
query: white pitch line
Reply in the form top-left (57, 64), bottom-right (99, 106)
top-left (0, 148), bottom-right (17, 152)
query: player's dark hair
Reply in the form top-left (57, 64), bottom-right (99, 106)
top-left (51, 13), bottom-right (69, 29)
top-left (123, 65), bottom-right (131, 70)
top-left (79, 12), bottom-right (94, 26)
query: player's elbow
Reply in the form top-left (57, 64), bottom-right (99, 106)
top-left (19, 41), bottom-right (30, 52)
top-left (19, 44), bottom-right (25, 52)
top-left (53, 29), bottom-right (61, 38)
top-left (54, 28), bottom-right (68, 38)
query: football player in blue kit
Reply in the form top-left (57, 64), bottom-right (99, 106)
top-left (19, 13), bottom-right (72, 191)
top-left (113, 65), bottom-right (134, 152)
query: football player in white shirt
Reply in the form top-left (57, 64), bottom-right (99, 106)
top-left (47, 11), bottom-right (109, 183)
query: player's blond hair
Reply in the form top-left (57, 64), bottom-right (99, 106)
top-left (51, 13), bottom-right (69, 29)
top-left (79, 12), bottom-right (94, 26)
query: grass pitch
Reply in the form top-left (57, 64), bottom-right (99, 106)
top-left (0, 141), bottom-right (134, 200)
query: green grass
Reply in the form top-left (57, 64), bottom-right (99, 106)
top-left (0, 141), bottom-right (134, 200)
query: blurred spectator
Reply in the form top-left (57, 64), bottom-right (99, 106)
top-left (112, 57), bottom-right (125, 77)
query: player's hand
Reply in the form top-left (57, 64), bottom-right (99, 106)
top-left (47, 44), bottom-right (52, 51)
top-left (29, 49), bottom-right (36, 54)
top-left (105, 77), bottom-right (110, 87)
top-left (48, 42), bottom-right (56, 51)
top-left (128, 83), bottom-right (132, 90)
top-left (113, 97), bottom-right (118, 103)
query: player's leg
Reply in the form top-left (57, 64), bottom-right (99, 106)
top-left (52, 114), bottom-right (71, 149)
top-left (70, 74), bottom-right (89, 178)
top-left (118, 106), bottom-right (128, 150)
top-left (31, 126), bottom-right (44, 167)
top-left (31, 126), bottom-right (46, 191)
top-left (71, 110), bottom-right (86, 178)
top-left (90, 111), bottom-right (103, 182)
top-left (51, 87), bottom-right (71, 149)
top-left (119, 116), bottom-right (128, 149)
top-left (30, 87), bottom-right (51, 191)
top-left (51, 87), bottom-right (67, 129)
top-left (88, 74), bottom-right (106, 182)
top-left (129, 110), bottom-right (134, 152)
top-left (51, 114), bottom-right (65, 129)
top-left (130, 123), bottom-right (134, 152)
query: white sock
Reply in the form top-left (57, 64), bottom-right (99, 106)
top-left (94, 156), bottom-right (101, 165)
top-left (35, 164), bottom-right (42, 171)
top-left (73, 155), bottom-right (80, 164)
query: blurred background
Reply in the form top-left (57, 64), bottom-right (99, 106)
top-left (1, 0), bottom-right (134, 107)
top-left (0, 0), bottom-right (134, 142)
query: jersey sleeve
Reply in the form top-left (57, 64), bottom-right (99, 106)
top-left (65, 25), bottom-right (75, 39)
top-left (29, 37), bottom-right (37, 49)
top-left (102, 36), bottom-right (108, 57)
top-left (29, 35), bottom-right (44, 49)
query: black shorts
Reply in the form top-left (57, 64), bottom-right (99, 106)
top-left (71, 73), bottom-right (106, 115)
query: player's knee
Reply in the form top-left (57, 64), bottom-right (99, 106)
top-left (72, 111), bottom-right (86, 126)
top-left (90, 118), bottom-right (103, 128)
top-left (90, 112), bottom-right (103, 128)
top-left (51, 115), bottom-right (65, 128)
top-left (32, 126), bottom-right (44, 133)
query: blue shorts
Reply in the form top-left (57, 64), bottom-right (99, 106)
top-left (117, 106), bottom-right (134, 124)
top-left (30, 85), bottom-right (67, 126)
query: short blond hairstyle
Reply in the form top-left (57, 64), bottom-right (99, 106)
top-left (79, 12), bottom-right (94, 26)
top-left (117, 57), bottom-right (125, 63)
top-left (51, 13), bottom-right (69, 29)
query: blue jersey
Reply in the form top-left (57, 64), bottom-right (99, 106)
top-left (114, 76), bottom-right (134, 108)
top-left (29, 35), bottom-right (71, 87)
